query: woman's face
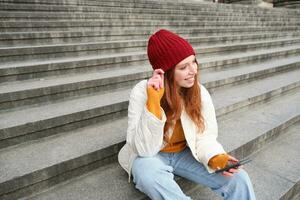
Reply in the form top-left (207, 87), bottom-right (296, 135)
top-left (174, 55), bottom-right (198, 88)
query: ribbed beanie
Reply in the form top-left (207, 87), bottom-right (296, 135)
top-left (147, 29), bottom-right (195, 72)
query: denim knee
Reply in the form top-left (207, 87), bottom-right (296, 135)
top-left (132, 157), bottom-right (172, 184)
top-left (222, 169), bottom-right (256, 200)
top-left (133, 160), bottom-right (155, 187)
top-left (234, 169), bottom-right (253, 188)
top-left (131, 157), bottom-right (176, 200)
top-left (131, 156), bottom-right (256, 200)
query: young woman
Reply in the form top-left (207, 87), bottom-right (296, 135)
top-left (118, 29), bottom-right (256, 200)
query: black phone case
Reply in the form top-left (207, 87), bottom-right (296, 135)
top-left (214, 158), bottom-right (252, 173)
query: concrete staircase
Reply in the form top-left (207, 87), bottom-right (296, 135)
top-left (0, 0), bottom-right (300, 199)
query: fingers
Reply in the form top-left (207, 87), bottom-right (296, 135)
top-left (148, 79), bottom-right (160, 90)
top-left (153, 69), bottom-right (164, 80)
top-left (228, 155), bottom-right (239, 163)
top-left (154, 69), bottom-right (164, 89)
top-left (219, 154), bottom-right (242, 177)
top-left (148, 69), bottom-right (164, 90)
top-left (221, 166), bottom-right (241, 177)
top-left (222, 171), bottom-right (234, 177)
top-left (154, 68), bottom-right (165, 76)
top-left (228, 168), bottom-right (239, 173)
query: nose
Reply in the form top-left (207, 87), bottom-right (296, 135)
top-left (188, 64), bottom-right (197, 75)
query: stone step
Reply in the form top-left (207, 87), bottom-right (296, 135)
top-left (1, 35), bottom-right (299, 63)
top-left (2, 31), bottom-right (298, 51)
top-left (6, 0), bottom-right (293, 16)
top-left (190, 121), bottom-right (300, 200)
top-left (2, 1), bottom-right (299, 14)
top-left (1, 10), bottom-right (300, 22)
top-left (198, 37), bottom-right (300, 56)
top-left (1, 54), bottom-right (299, 111)
top-left (13, 85), bottom-right (300, 200)
top-left (1, 0), bottom-right (299, 16)
top-left (1, 26), bottom-right (299, 47)
top-left (0, 1), bottom-right (295, 15)
top-left (0, 66), bottom-right (299, 153)
top-left (0, 20), bottom-right (299, 32)
top-left (1, 42), bottom-right (299, 82)
top-left (1, 20), bottom-right (299, 32)
top-left (0, 85), bottom-right (131, 149)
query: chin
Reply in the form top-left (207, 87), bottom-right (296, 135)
top-left (181, 83), bottom-right (194, 88)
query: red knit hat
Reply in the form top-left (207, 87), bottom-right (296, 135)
top-left (147, 29), bottom-right (196, 72)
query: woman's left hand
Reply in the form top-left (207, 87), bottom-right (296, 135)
top-left (221, 155), bottom-right (242, 177)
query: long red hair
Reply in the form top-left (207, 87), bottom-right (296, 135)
top-left (161, 64), bottom-right (205, 134)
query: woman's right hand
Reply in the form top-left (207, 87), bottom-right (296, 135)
top-left (146, 69), bottom-right (165, 119)
top-left (147, 69), bottom-right (165, 91)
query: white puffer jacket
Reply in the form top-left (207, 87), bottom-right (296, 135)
top-left (118, 80), bottom-right (226, 181)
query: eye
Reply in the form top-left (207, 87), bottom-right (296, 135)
top-left (180, 65), bottom-right (187, 70)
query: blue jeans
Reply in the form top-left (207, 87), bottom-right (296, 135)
top-left (132, 147), bottom-right (256, 200)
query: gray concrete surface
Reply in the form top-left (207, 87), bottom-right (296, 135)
top-left (0, 0), bottom-right (299, 199)
top-left (25, 94), bottom-right (300, 200)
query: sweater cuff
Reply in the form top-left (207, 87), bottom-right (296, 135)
top-left (146, 87), bottom-right (164, 120)
top-left (208, 154), bottom-right (229, 170)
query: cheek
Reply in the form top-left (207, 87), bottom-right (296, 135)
top-left (174, 71), bottom-right (186, 83)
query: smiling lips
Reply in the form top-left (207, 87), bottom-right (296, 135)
top-left (185, 76), bottom-right (195, 80)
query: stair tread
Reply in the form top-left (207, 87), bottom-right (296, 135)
top-left (24, 91), bottom-right (300, 200)
top-left (201, 55), bottom-right (300, 83)
top-left (1, 65), bottom-right (299, 129)
top-left (2, 19), bottom-right (299, 26)
top-left (216, 87), bottom-right (300, 153)
top-left (0, 39), bottom-right (146, 50)
top-left (1, 67), bottom-right (299, 129)
top-left (1, 27), bottom-right (299, 47)
top-left (1, 55), bottom-right (299, 95)
top-left (0, 116), bottom-right (128, 185)
top-left (210, 69), bottom-right (300, 112)
top-left (0, 70), bottom-right (299, 184)
top-left (1, 0), bottom-right (299, 17)
top-left (1, 43), bottom-right (300, 70)
top-left (1, 35), bottom-right (299, 51)
top-left (0, 1), bottom-right (293, 13)
top-left (0, 87), bottom-right (130, 129)
top-left (0, 50), bottom-right (141, 68)
top-left (199, 43), bottom-right (300, 61)
top-left (243, 122), bottom-right (300, 200)
top-left (1, 26), bottom-right (298, 37)
top-left (0, 65), bottom-right (148, 94)
top-left (2, 12), bottom-right (299, 22)
top-left (191, 122), bottom-right (300, 200)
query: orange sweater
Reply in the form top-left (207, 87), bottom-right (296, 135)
top-left (146, 86), bottom-right (228, 170)
top-left (161, 118), bottom-right (187, 153)
top-left (146, 86), bottom-right (186, 153)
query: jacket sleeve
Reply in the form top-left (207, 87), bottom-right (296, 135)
top-left (196, 85), bottom-right (226, 173)
top-left (126, 81), bottom-right (167, 157)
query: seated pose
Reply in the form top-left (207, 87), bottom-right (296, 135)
top-left (118, 29), bottom-right (256, 200)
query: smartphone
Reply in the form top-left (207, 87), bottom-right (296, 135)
top-left (214, 158), bottom-right (252, 173)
